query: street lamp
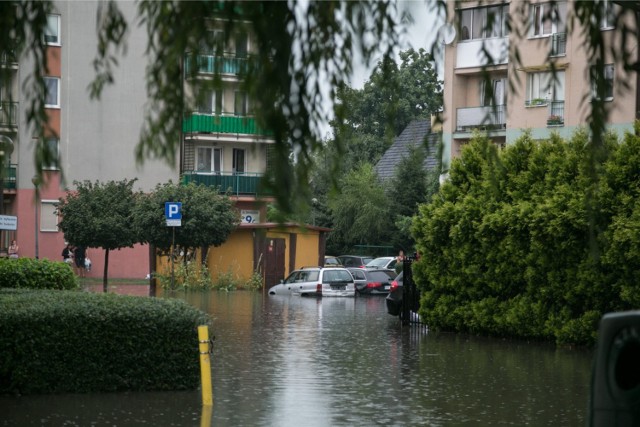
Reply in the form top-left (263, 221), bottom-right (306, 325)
top-left (32, 176), bottom-right (39, 259)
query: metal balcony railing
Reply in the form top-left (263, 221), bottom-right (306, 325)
top-left (0, 102), bottom-right (18, 128)
top-left (184, 54), bottom-right (250, 76)
top-left (181, 172), bottom-right (271, 197)
top-left (550, 33), bottom-right (567, 57)
top-left (456, 105), bottom-right (506, 132)
top-left (547, 101), bottom-right (565, 126)
top-left (183, 113), bottom-right (271, 137)
top-left (1, 164), bottom-right (17, 190)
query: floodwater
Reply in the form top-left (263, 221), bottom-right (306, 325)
top-left (0, 287), bottom-right (594, 426)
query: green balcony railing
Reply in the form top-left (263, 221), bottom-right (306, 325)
top-left (185, 54), bottom-right (249, 76)
top-left (181, 172), bottom-right (272, 197)
top-left (183, 113), bottom-right (271, 137)
top-left (0, 102), bottom-right (18, 127)
top-left (2, 164), bottom-right (16, 190)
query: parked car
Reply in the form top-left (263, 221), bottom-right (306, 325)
top-left (324, 256), bottom-right (343, 267)
top-left (268, 267), bottom-right (355, 297)
top-left (348, 267), bottom-right (397, 295)
top-left (385, 271), bottom-right (403, 316)
top-left (337, 255), bottom-right (374, 268)
top-left (365, 256), bottom-right (397, 270)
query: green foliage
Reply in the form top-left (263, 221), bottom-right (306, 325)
top-left (213, 269), bottom-right (237, 292)
top-left (0, 288), bottom-right (210, 395)
top-left (328, 163), bottom-right (393, 254)
top-left (132, 181), bottom-right (239, 253)
top-left (156, 262), bottom-right (213, 290)
top-left (413, 127), bottom-right (640, 346)
top-left (0, 258), bottom-right (78, 290)
top-left (58, 179), bottom-right (140, 250)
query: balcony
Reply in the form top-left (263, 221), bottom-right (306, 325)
top-left (0, 102), bottom-right (18, 128)
top-left (550, 33), bottom-right (566, 57)
top-left (184, 54), bottom-right (249, 76)
top-left (2, 164), bottom-right (16, 190)
top-left (456, 105), bottom-right (506, 132)
top-left (181, 171), bottom-right (271, 197)
top-left (183, 113), bottom-right (271, 137)
top-left (547, 101), bottom-right (565, 126)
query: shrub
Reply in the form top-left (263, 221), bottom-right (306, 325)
top-left (0, 258), bottom-right (78, 290)
top-left (0, 288), bottom-right (210, 395)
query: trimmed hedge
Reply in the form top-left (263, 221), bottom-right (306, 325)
top-left (0, 258), bottom-right (78, 290)
top-left (0, 288), bottom-right (210, 395)
top-left (413, 128), bottom-right (640, 346)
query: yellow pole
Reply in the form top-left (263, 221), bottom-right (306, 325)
top-left (198, 325), bottom-right (213, 406)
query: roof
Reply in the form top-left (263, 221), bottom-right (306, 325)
top-left (374, 119), bottom-right (440, 181)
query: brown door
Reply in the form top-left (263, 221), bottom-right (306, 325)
top-left (264, 238), bottom-right (285, 290)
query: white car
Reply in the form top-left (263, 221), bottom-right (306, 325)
top-left (365, 256), bottom-right (397, 270)
top-left (268, 267), bottom-right (355, 297)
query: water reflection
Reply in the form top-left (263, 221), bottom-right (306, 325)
top-left (0, 290), bottom-right (592, 426)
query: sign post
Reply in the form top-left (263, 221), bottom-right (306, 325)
top-left (165, 202), bottom-right (182, 288)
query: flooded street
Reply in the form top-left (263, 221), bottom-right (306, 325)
top-left (1, 289), bottom-right (593, 426)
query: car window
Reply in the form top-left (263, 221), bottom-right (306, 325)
top-left (300, 271), bottom-right (319, 282)
top-left (370, 270), bottom-right (395, 281)
top-left (363, 257), bottom-right (374, 265)
top-left (351, 270), bottom-right (366, 280)
top-left (335, 270), bottom-right (353, 281)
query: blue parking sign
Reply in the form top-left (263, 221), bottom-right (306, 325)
top-left (165, 202), bottom-right (182, 226)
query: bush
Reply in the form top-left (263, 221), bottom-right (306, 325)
top-left (0, 258), bottom-right (78, 290)
top-left (0, 288), bottom-right (210, 395)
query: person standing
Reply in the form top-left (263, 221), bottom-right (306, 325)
top-left (8, 240), bottom-right (18, 259)
top-left (62, 244), bottom-right (73, 264)
top-left (74, 245), bottom-right (86, 277)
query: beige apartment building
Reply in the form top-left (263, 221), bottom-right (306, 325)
top-left (441, 0), bottom-right (639, 171)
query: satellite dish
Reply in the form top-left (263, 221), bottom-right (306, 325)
top-left (437, 24), bottom-right (457, 45)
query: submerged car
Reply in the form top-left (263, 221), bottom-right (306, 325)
top-left (348, 267), bottom-right (396, 295)
top-left (324, 256), bottom-right (343, 267)
top-left (365, 256), bottom-right (397, 270)
top-left (268, 267), bottom-right (355, 297)
top-left (337, 255), bottom-right (374, 268)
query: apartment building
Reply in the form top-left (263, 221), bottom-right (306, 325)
top-left (181, 18), bottom-right (273, 224)
top-left (1, 2), bottom-right (300, 282)
top-left (3, 2), bottom-right (177, 277)
top-left (441, 0), bottom-right (638, 171)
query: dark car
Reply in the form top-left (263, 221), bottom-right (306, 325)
top-left (348, 267), bottom-right (396, 295)
top-left (385, 271), bottom-right (403, 316)
top-left (337, 255), bottom-right (374, 269)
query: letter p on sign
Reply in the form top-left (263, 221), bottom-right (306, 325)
top-left (165, 202), bottom-right (182, 227)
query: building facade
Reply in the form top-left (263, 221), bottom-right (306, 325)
top-left (441, 0), bottom-right (638, 172)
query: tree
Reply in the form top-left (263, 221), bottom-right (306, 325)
top-left (132, 181), bottom-right (239, 264)
top-left (334, 48), bottom-right (443, 140)
top-left (7, 1), bottom-right (638, 217)
top-left (57, 179), bottom-right (140, 292)
top-left (327, 163), bottom-right (392, 254)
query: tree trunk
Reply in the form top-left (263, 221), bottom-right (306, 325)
top-left (149, 244), bottom-right (157, 297)
top-left (103, 248), bottom-right (109, 293)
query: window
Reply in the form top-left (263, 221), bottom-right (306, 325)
top-left (41, 200), bottom-right (59, 232)
top-left (532, 2), bottom-right (566, 37)
top-left (198, 89), bottom-right (223, 115)
top-left (527, 71), bottom-right (565, 104)
top-left (234, 91), bottom-right (247, 116)
top-left (200, 30), bottom-right (224, 54)
top-left (196, 147), bottom-right (222, 172)
top-left (44, 138), bottom-right (59, 170)
top-left (601, 0), bottom-right (616, 29)
top-left (232, 148), bottom-right (245, 173)
top-left (480, 78), bottom-right (507, 106)
top-left (592, 64), bottom-right (614, 101)
top-left (44, 77), bottom-right (60, 108)
top-left (459, 5), bottom-right (509, 41)
top-left (235, 32), bottom-right (248, 58)
top-left (44, 14), bottom-right (60, 45)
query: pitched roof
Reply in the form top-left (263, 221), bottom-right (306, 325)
top-left (374, 119), bottom-right (439, 181)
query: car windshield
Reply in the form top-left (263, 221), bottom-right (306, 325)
top-left (366, 258), bottom-right (391, 268)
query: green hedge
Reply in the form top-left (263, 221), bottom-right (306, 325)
top-left (0, 258), bottom-right (78, 290)
top-left (0, 288), bottom-right (210, 395)
top-left (413, 127), bottom-right (640, 346)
